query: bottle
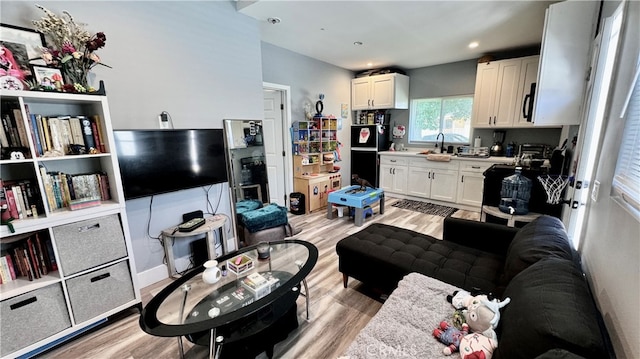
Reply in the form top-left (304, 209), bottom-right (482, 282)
top-left (241, 165), bottom-right (252, 184)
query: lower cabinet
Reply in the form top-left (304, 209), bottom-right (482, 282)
top-left (406, 159), bottom-right (459, 203)
top-left (380, 156), bottom-right (408, 193)
top-left (456, 162), bottom-right (493, 207)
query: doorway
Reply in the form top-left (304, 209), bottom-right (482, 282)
top-left (262, 83), bottom-right (293, 207)
top-left (565, 6), bottom-right (623, 249)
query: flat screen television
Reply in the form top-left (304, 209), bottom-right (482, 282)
top-left (113, 129), bottom-right (228, 200)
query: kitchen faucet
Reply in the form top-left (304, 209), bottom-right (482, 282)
top-left (436, 133), bottom-right (445, 153)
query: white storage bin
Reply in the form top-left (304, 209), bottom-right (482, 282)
top-left (65, 260), bottom-right (135, 324)
top-left (53, 214), bottom-right (128, 275)
top-left (0, 284), bottom-right (71, 357)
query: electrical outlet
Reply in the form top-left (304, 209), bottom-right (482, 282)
top-left (158, 112), bottom-right (169, 129)
top-left (591, 180), bottom-right (600, 202)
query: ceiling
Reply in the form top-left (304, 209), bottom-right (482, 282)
top-left (237, 0), bottom-right (561, 72)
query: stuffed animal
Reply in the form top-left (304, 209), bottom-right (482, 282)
top-left (459, 332), bottom-right (498, 359)
top-left (463, 295), bottom-right (510, 340)
top-left (447, 290), bottom-right (510, 341)
top-left (433, 321), bottom-right (469, 355)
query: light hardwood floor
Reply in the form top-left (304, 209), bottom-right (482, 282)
top-left (40, 197), bottom-right (479, 359)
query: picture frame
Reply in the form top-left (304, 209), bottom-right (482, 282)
top-left (31, 65), bottom-right (63, 90)
top-left (0, 23), bottom-right (46, 84)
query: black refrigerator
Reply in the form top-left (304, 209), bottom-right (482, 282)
top-left (350, 124), bottom-right (387, 188)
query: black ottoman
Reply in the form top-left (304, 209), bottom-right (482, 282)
top-left (336, 223), bottom-right (505, 293)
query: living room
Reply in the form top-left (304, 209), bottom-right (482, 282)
top-left (1, 1), bottom-right (638, 358)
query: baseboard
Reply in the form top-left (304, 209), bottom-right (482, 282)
top-left (136, 256), bottom-right (196, 288)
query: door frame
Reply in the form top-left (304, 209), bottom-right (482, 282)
top-left (263, 82), bottom-right (293, 203)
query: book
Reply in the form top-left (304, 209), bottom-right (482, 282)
top-left (12, 108), bottom-right (30, 149)
top-left (26, 238), bottom-right (41, 279)
top-left (35, 234), bottom-right (48, 276)
top-left (5, 254), bottom-right (16, 280)
top-left (90, 118), bottom-right (102, 153)
top-left (0, 256), bottom-right (11, 283)
top-left (57, 116), bottom-right (74, 154)
top-left (10, 185), bottom-right (25, 219)
top-left (4, 188), bottom-right (19, 219)
top-left (47, 116), bottom-right (64, 154)
top-left (69, 116), bottom-right (85, 148)
top-left (29, 113), bottom-right (43, 156)
top-left (12, 247), bottom-right (25, 277)
top-left (80, 116), bottom-right (97, 152)
top-left (41, 116), bottom-right (53, 154)
top-left (36, 114), bottom-right (49, 153)
top-left (44, 238), bottom-right (57, 271)
top-left (0, 117), bottom-right (9, 147)
top-left (22, 248), bottom-right (35, 281)
top-left (92, 115), bottom-right (106, 153)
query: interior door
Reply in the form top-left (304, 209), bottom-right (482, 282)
top-left (564, 9), bottom-right (623, 248)
top-left (263, 89), bottom-right (286, 206)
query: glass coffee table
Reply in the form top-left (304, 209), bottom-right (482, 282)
top-left (140, 240), bottom-right (318, 359)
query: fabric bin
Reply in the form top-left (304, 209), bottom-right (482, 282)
top-left (1, 283), bottom-right (71, 357)
top-left (65, 260), bottom-right (135, 324)
top-left (52, 214), bottom-right (128, 276)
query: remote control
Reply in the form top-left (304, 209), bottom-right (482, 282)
top-left (178, 217), bottom-right (206, 232)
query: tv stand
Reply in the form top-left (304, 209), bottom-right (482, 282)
top-left (161, 214), bottom-right (230, 277)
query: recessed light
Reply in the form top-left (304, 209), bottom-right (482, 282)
top-left (267, 17), bottom-right (281, 24)
top-left (367, 63), bottom-right (373, 67)
top-left (468, 41), bottom-right (479, 49)
top-left (353, 41), bottom-right (363, 46)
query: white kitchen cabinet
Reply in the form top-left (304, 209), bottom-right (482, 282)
top-left (514, 56), bottom-right (540, 127)
top-left (407, 159), bottom-right (459, 203)
top-left (457, 161), bottom-right (493, 207)
top-left (351, 73), bottom-right (410, 110)
top-left (533, 0), bottom-right (597, 126)
top-left (472, 56), bottom-right (544, 128)
top-left (380, 156), bottom-right (408, 193)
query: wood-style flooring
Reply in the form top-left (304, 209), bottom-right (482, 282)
top-left (40, 197), bottom-right (479, 359)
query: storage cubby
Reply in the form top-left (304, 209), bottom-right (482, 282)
top-left (0, 89), bottom-right (140, 359)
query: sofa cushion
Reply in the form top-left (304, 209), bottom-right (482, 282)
top-left (502, 215), bottom-right (576, 284)
top-left (336, 223), bottom-right (505, 293)
top-left (495, 257), bottom-right (607, 359)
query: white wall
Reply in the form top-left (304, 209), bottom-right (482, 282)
top-left (1, 1), bottom-right (264, 281)
top-left (580, 1), bottom-right (640, 358)
top-left (261, 42), bottom-right (354, 180)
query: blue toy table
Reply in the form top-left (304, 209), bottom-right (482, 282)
top-left (327, 185), bottom-right (385, 226)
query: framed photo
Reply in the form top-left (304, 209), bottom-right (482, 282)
top-left (31, 65), bottom-right (63, 90)
top-left (0, 23), bottom-right (46, 85)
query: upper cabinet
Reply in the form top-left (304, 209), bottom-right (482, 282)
top-left (533, 0), bottom-right (598, 126)
top-left (351, 73), bottom-right (410, 110)
top-left (472, 55), bottom-right (543, 128)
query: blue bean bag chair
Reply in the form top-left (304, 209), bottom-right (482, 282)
top-left (238, 203), bottom-right (289, 233)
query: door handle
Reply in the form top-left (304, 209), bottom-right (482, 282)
top-left (461, 175), bottom-right (464, 183)
top-left (523, 94), bottom-right (531, 119)
top-left (493, 116), bottom-right (496, 125)
top-left (488, 117), bottom-right (491, 125)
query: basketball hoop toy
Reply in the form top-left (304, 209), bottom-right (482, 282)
top-left (538, 175), bottom-right (569, 204)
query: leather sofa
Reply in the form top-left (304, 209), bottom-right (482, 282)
top-left (336, 216), bottom-right (614, 358)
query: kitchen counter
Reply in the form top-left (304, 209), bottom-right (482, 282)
top-left (378, 151), bottom-right (516, 164)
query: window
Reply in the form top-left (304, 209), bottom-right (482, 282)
top-left (408, 95), bottom-right (473, 144)
top-left (613, 62), bottom-right (640, 217)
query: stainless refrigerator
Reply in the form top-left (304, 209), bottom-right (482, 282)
top-left (350, 124), bottom-right (387, 187)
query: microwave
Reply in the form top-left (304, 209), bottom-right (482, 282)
top-left (518, 144), bottom-right (552, 159)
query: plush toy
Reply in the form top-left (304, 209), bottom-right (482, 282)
top-left (459, 332), bottom-right (498, 359)
top-left (447, 290), bottom-right (510, 341)
top-left (464, 295), bottom-right (510, 340)
top-left (433, 321), bottom-right (469, 355)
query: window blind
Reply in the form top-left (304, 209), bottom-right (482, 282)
top-left (613, 64), bottom-right (640, 212)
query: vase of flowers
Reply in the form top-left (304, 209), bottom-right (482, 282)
top-left (32, 4), bottom-right (110, 92)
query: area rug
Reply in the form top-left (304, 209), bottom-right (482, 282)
top-left (392, 199), bottom-right (458, 217)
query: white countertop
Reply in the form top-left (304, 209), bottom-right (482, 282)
top-left (378, 151), bottom-right (516, 164)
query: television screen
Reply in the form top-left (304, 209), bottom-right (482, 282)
top-left (113, 129), bottom-right (228, 200)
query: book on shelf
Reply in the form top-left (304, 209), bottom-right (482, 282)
top-left (4, 186), bottom-right (20, 220)
top-left (68, 116), bottom-right (85, 148)
top-left (0, 232), bottom-right (57, 283)
top-left (12, 108), bottom-right (31, 151)
top-left (28, 113), bottom-right (44, 156)
top-left (91, 115), bottom-right (106, 153)
top-left (39, 170), bottom-right (110, 211)
top-left (80, 116), bottom-right (97, 152)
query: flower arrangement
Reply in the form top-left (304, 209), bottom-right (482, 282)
top-left (31, 4), bottom-right (109, 92)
